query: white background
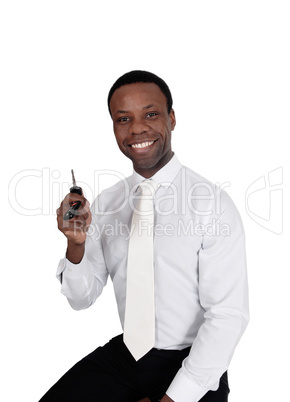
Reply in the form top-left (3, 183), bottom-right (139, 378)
top-left (1, 1), bottom-right (289, 401)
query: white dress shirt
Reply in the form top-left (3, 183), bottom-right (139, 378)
top-left (57, 154), bottom-right (249, 402)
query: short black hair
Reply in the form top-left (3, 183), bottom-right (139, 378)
top-left (107, 70), bottom-right (173, 115)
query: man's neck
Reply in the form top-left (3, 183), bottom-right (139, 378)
top-left (133, 152), bottom-right (174, 179)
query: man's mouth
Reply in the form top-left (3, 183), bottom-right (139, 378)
top-left (130, 141), bottom-right (155, 149)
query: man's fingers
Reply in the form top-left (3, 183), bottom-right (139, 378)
top-left (62, 215), bottom-right (87, 229)
top-left (61, 193), bottom-right (88, 210)
top-left (58, 194), bottom-right (90, 218)
top-left (56, 192), bottom-right (91, 245)
top-left (81, 200), bottom-right (92, 225)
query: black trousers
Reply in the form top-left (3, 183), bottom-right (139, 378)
top-left (39, 334), bottom-right (229, 402)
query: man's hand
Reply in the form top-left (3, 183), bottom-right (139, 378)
top-left (160, 395), bottom-right (174, 402)
top-left (56, 192), bottom-right (91, 263)
top-left (137, 395), bottom-right (174, 402)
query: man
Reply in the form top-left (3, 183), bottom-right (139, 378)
top-left (40, 70), bottom-right (249, 401)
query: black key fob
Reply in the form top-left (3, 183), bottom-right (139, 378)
top-left (63, 200), bottom-right (82, 221)
top-left (63, 170), bottom-right (83, 221)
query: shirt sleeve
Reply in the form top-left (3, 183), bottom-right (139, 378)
top-left (166, 190), bottom-right (249, 402)
top-left (56, 200), bottom-right (109, 311)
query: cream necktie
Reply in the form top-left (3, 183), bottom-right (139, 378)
top-left (124, 180), bottom-right (159, 361)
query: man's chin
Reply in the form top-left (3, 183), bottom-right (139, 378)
top-left (133, 158), bottom-right (156, 171)
top-left (132, 155), bottom-right (171, 177)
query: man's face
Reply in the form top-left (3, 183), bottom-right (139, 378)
top-left (109, 82), bottom-right (176, 178)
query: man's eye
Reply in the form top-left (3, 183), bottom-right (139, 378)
top-left (118, 117), bottom-right (129, 123)
top-left (146, 112), bottom-right (158, 118)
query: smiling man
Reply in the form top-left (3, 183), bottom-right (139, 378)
top-left (40, 71), bottom-right (249, 402)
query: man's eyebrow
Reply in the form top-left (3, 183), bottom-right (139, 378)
top-left (115, 104), bottom-right (156, 114)
top-left (143, 104), bottom-right (155, 110)
top-left (116, 110), bottom-right (129, 114)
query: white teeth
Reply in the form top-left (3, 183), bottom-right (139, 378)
top-left (131, 141), bottom-right (154, 149)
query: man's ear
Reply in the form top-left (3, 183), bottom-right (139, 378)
top-left (169, 109), bottom-right (176, 131)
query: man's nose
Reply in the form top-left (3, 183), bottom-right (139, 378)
top-left (129, 118), bottom-right (150, 135)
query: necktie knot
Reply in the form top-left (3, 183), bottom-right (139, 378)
top-left (139, 180), bottom-right (159, 197)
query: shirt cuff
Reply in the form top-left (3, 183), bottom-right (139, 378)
top-left (166, 369), bottom-right (210, 402)
top-left (56, 255), bottom-right (89, 282)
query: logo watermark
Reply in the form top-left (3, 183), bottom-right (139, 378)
top-left (86, 218), bottom-right (231, 240)
top-left (245, 167), bottom-right (283, 235)
top-left (8, 167), bottom-right (228, 218)
top-left (8, 166), bottom-right (284, 235)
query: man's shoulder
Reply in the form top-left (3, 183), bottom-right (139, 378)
top-left (180, 163), bottom-right (239, 216)
top-left (180, 163), bottom-right (216, 188)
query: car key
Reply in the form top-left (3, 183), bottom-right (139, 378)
top-left (63, 169), bottom-right (83, 221)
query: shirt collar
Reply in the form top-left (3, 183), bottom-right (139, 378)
top-left (131, 153), bottom-right (182, 189)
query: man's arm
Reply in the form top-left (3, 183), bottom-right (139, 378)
top-left (166, 191), bottom-right (249, 402)
top-left (56, 192), bottom-right (108, 310)
top-left (160, 395), bottom-right (174, 402)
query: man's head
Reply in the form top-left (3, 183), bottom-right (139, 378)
top-left (108, 71), bottom-right (176, 178)
top-left (108, 70), bottom-right (173, 116)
